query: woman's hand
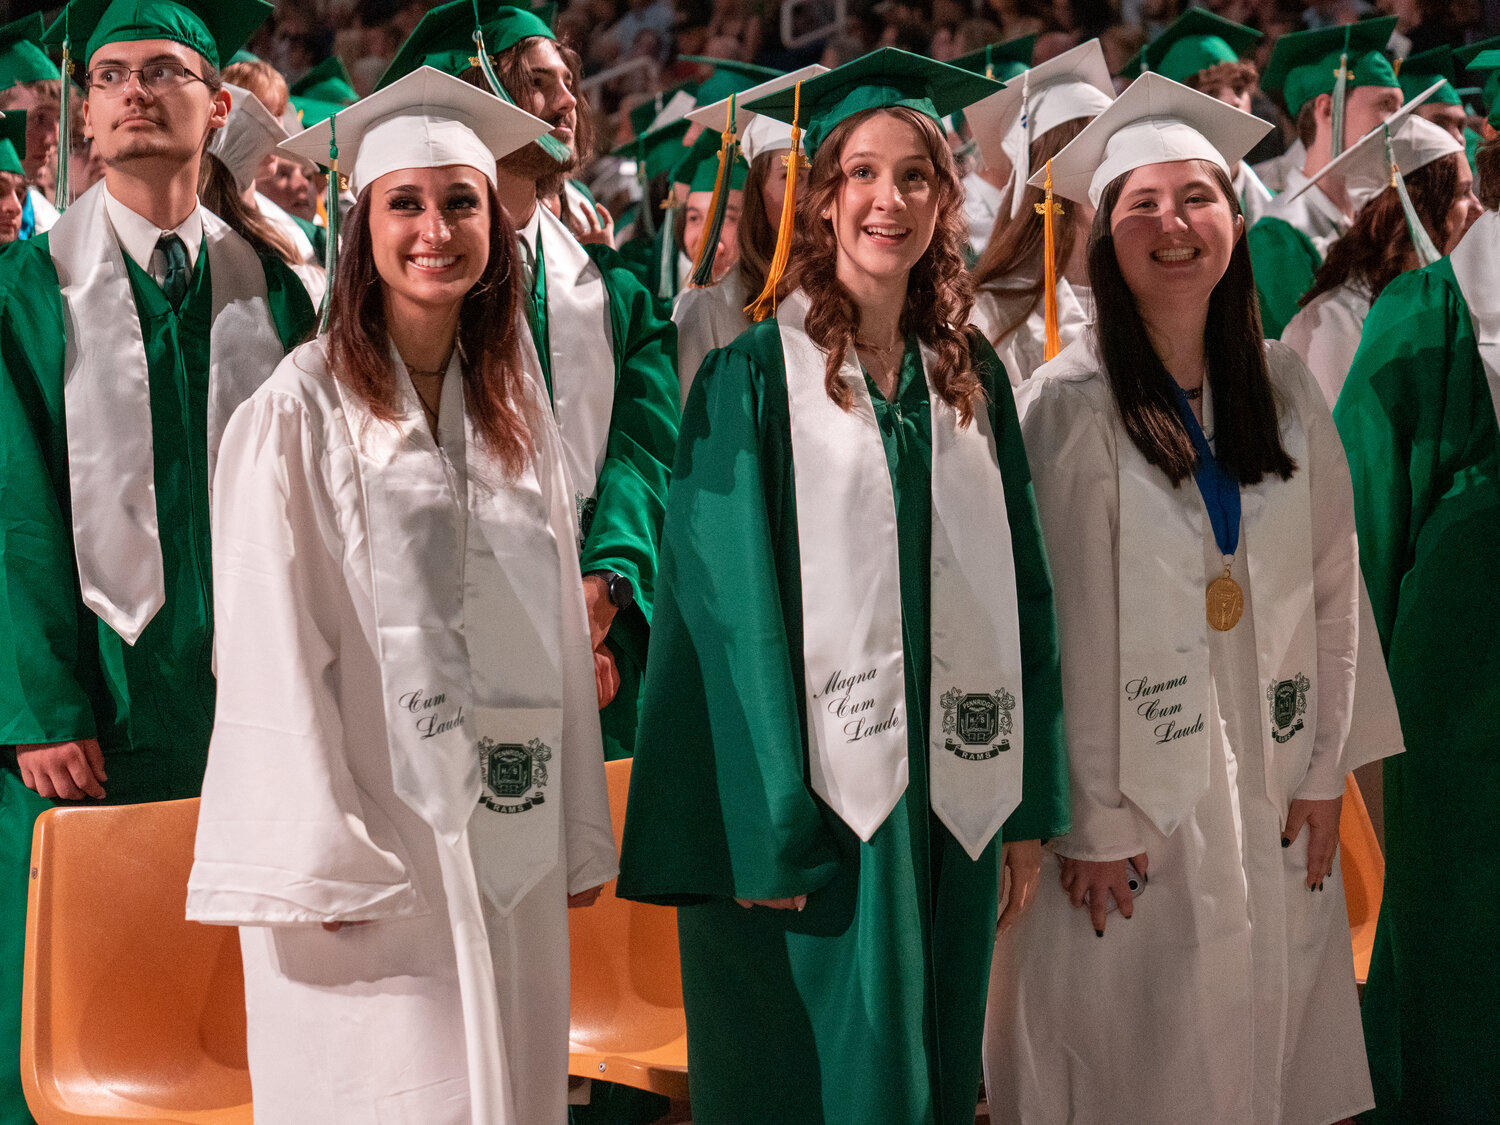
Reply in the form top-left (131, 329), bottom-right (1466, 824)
top-left (1058, 853), bottom-right (1149, 937)
top-left (1283, 794), bottom-right (1342, 891)
top-left (998, 839), bottom-right (1043, 933)
top-left (568, 884), bottom-right (606, 908)
top-left (735, 896), bottom-right (807, 911)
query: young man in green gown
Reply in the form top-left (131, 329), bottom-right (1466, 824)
top-left (1248, 18), bottom-right (1403, 338)
top-left (0, 14), bottom-right (63, 237)
top-left (1333, 110), bottom-right (1500, 1125)
top-left (0, 0), bottom-right (314, 1117)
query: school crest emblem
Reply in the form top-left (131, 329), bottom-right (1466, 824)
top-left (477, 736), bottom-right (552, 813)
top-left (939, 687), bottom-right (1015, 761)
top-left (1266, 674), bottom-right (1310, 744)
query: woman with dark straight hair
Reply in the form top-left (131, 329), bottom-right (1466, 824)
top-left (1282, 111), bottom-right (1479, 406)
top-left (617, 51), bottom-right (1069, 1124)
top-left (984, 74), bottom-right (1402, 1125)
top-left (186, 71), bottom-right (616, 1125)
top-left (965, 40), bottom-right (1114, 384)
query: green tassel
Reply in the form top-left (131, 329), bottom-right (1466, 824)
top-left (656, 201), bottom-right (679, 300)
top-left (472, 26), bottom-right (570, 163)
top-left (55, 32), bottom-right (71, 212)
top-left (1330, 26), bottom-right (1351, 159)
top-left (318, 113), bottom-right (340, 335)
top-left (635, 156), bottom-right (655, 238)
top-left (1386, 129), bottom-right (1441, 266)
top-left (688, 94), bottom-right (736, 288)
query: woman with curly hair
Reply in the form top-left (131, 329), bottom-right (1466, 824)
top-left (1282, 111), bottom-right (1479, 405)
top-left (616, 50), bottom-right (1069, 1125)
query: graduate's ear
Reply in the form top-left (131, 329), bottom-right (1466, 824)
top-left (207, 84), bottom-right (232, 131)
top-left (1311, 92), bottom-right (1334, 133)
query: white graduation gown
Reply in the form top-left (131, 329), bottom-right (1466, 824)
top-left (671, 267), bottom-right (747, 405)
top-left (1281, 281), bottom-right (1372, 408)
top-left (26, 186), bottom-right (58, 234)
top-left (971, 276), bottom-right (1093, 386)
top-left (963, 169), bottom-right (1007, 257)
top-left (985, 339), bottom-right (1402, 1125)
top-left (186, 339), bottom-right (617, 1125)
top-left (1256, 166), bottom-right (1348, 255)
top-left (1252, 139), bottom-right (1305, 195)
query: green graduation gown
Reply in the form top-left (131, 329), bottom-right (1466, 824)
top-left (1247, 216), bottom-right (1322, 340)
top-left (616, 321), bottom-right (1069, 1125)
top-left (0, 235), bottom-right (313, 1123)
top-left (1333, 259), bottom-right (1500, 1125)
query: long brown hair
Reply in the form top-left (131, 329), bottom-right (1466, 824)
top-left (198, 153), bottom-right (301, 265)
top-left (1478, 131), bottom-right (1500, 211)
top-left (1088, 160), bottom-right (1296, 487)
top-left (736, 149), bottom-right (780, 302)
top-left (326, 184), bottom-right (532, 476)
top-left (970, 115), bottom-right (1091, 340)
top-left (1301, 152), bottom-right (1462, 306)
top-left (786, 106), bottom-right (983, 424)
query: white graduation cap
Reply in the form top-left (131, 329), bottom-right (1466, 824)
top-left (1031, 71), bottom-right (1272, 207)
top-left (965, 39), bottom-right (1116, 218)
top-left (645, 88), bottom-right (698, 136)
top-left (208, 84), bottom-right (288, 193)
top-left (1288, 81), bottom-right (1459, 265)
top-left (686, 63), bottom-right (829, 164)
top-left (278, 66), bottom-right (551, 197)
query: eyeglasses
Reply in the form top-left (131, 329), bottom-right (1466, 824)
top-left (85, 61), bottom-right (208, 95)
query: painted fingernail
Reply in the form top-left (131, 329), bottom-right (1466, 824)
top-left (1095, 929), bottom-right (1104, 938)
top-left (1281, 837), bottom-right (1290, 848)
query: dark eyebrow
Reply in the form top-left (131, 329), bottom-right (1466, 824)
top-left (92, 53), bottom-right (183, 67)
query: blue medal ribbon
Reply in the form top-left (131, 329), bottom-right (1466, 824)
top-left (1169, 382), bottom-right (1240, 560)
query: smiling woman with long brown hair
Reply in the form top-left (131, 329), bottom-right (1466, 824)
top-left (984, 74), bottom-right (1404, 1125)
top-left (616, 50), bottom-right (1068, 1125)
top-left (186, 70), bottom-right (616, 1125)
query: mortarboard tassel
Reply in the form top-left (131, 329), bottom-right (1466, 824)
top-left (1385, 128), bottom-right (1441, 266)
top-left (1008, 70), bottom-right (1032, 220)
top-left (1035, 159), bottom-right (1063, 361)
top-left (1330, 25), bottom-right (1351, 159)
top-left (634, 151), bottom-right (656, 239)
top-left (746, 80), bottom-right (807, 321)
top-left (656, 194), bottom-right (682, 300)
top-left (688, 93), bottom-right (737, 288)
top-left (318, 112), bottom-right (341, 334)
top-left (55, 28), bottom-right (71, 213)
top-left (470, 6), bottom-right (570, 164)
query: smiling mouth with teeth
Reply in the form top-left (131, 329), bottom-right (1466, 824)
top-left (1152, 247), bottom-right (1198, 262)
top-left (864, 226), bottom-right (909, 239)
top-left (411, 255), bottom-right (459, 269)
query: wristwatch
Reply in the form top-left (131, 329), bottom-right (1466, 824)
top-left (586, 570), bottom-right (635, 612)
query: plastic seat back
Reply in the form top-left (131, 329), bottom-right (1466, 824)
top-left (22, 798), bottom-right (252, 1124)
top-left (568, 758), bottom-right (688, 1099)
top-left (1338, 773), bottom-right (1384, 987)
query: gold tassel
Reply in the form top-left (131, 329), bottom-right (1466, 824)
top-left (1034, 159), bottom-right (1063, 361)
top-left (746, 80), bottom-right (807, 321)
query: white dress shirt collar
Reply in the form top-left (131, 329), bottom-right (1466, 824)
top-left (103, 184), bottom-right (204, 275)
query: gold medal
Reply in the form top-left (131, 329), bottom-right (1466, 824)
top-left (1206, 563), bottom-right (1243, 631)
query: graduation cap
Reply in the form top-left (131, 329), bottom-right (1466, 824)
top-left (1465, 48), bottom-right (1500, 127)
top-left (678, 55), bottom-right (780, 109)
top-left (207, 84), bottom-right (286, 192)
top-left (43, 0), bottom-right (273, 71)
top-left (1119, 8), bottom-right (1261, 84)
top-left (625, 82), bottom-right (697, 141)
top-left (966, 39), bottom-right (1115, 220)
top-left (281, 66), bottom-right (551, 326)
top-left (0, 111), bottom-right (27, 176)
top-left (0, 14), bottom-right (60, 91)
top-left (947, 35), bottom-right (1038, 84)
top-left (1291, 82), bottom-right (1459, 265)
top-left (1397, 45), bottom-right (1461, 107)
top-left (288, 57), bottom-right (356, 127)
top-left (376, 1), bottom-right (569, 163)
top-left (1260, 16), bottom-right (1398, 157)
top-left (687, 63), bottom-right (827, 164)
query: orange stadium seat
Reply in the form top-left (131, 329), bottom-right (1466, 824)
top-left (21, 798), bottom-right (252, 1124)
top-left (1338, 772), bottom-right (1384, 989)
top-left (568, 758), bottom-right (689, 1100)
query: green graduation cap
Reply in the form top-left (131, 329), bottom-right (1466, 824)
top-left (1466, 49), bottom-right (1500, 127)
top-left (948, 35), bottom-right (1037, 84)
top-left (0, 111), bottom-right (27, 176)
top-left (680, 55), bottom-right (781, 109)
top-left (288, 56), bottom-right (356, 126)
top-left (0, 15), bottom-right (60, 91)
top-left (1458, 37), bottom-right (1500, 117)
top-left (625, 80), bottom-right (698, 140)
top-left (1398, 44), bottom-right (1461, 106)
top-left (624, 114), bottom-right (691, 179)
top-left (43, 0), bottom-right (274, 71)
top-left (1119, 8), bottom-right (1261, 84)
top-left (743, 47), bottom-right (1006, 160)
top-left (1260, 16), bottom-right (1398, 117)
top-left (377, 1), bottom-right (553, 90)
top-left (671, 127), bottom-right (725, 187)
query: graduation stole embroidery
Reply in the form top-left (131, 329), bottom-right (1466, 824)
top-left (53, 182), bottom-right (286, 644)
top-left (1449, 209), bottom-right (1500, 438)
top-left (1114, 371), bottom-right (1317, 837)
top-left (777, 289), bottom-right (1026, 859)
top-left (335, 338), bottom-right (592, 914)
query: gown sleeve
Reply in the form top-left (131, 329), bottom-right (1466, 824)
top-left (615, 334), bottom-right (842, 905)
top-left (0, 243), bottom-right (96, 746)
top-left (187, 386), bottom-right (423, 926)
top-left (973, 334), bottom-right (1070, 843)
top-left (1016, 374), bottom-right (1145, 861)
top-left (1248, 217), bottom-right (1321, 340)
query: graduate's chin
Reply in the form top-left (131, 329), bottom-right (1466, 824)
top-left (102, 138), bottom-right (189, 167)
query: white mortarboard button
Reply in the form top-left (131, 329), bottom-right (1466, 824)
top-left (278, 66), bottom-right (552, 196)
top-left (1032, 71), bottom-right (1273, 208)
top-left (686, 64), bottom-right (829, 165)
top-left (209, 85), bottom-right (288, 194)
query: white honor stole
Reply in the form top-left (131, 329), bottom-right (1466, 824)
top-left (340, 335), bottom-right (594, 915)
top-left (537, 206), bottom-right (615, 545)
top-left (1449, 209), bottom-right (1500, 437)
top-left (53, 181), bottom-right (286, 644)
top-left (778, 289), bottom-right (1025, 859)
top-left (1115, 384), bottom-right (1318, 837)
